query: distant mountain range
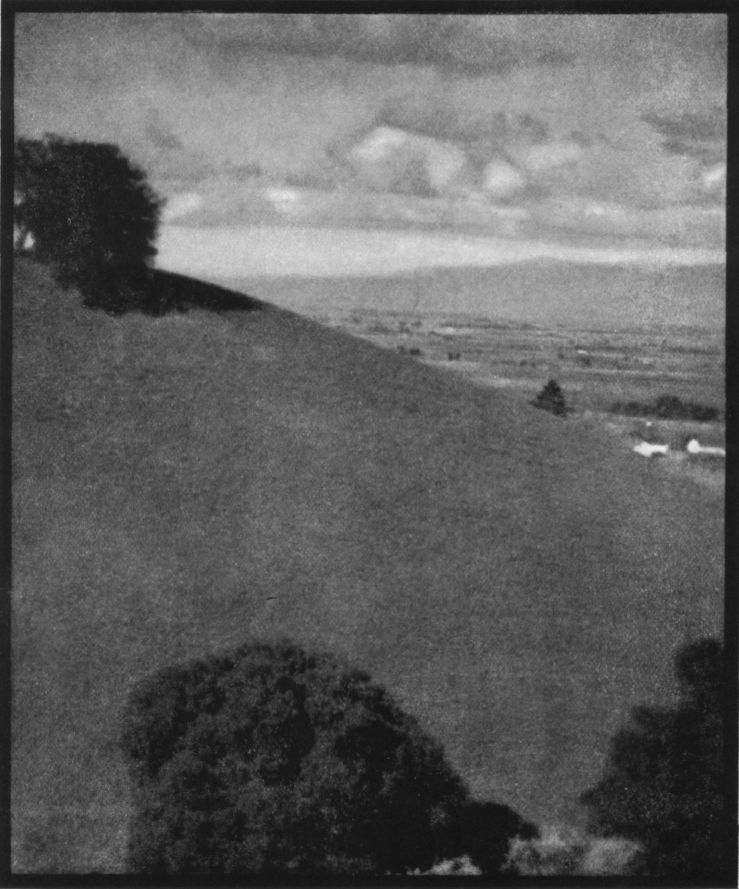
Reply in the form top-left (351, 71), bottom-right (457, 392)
top-left (219, 260), bottom-right (724, 332)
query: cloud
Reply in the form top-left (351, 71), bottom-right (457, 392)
top-left (701, 163), bottom-right (725, 191)
top-left (178, 14), bottom-right (725, 86)
top-left (179, 14), bottom-right (576, 74)
top-left (514, 139), bottom-right (584, 174)
top-left (659, 140), bottom-right (721, 164)
top-left (643, 110), bottom-right (725, 141)
top-left (159, 174), bottom-right (284, 227)
top-left (346, 125), bottom-right (469, 196)
top-left (481, 158), bottom-right (526, 200)
top-left (529, 196), bottom-right (724, 247)
top-left (145, 116), bottom-right (183, 151)
top-left (377, 97), bottom-right (550, 153)
top-left (161, 192), bottom-right (203, 222)
top-left (642, 108), bottom-right (725, 162)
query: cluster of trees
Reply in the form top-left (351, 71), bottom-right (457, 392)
top-left (14, 134), bottom-right (162, 313)
top-left (611, 394), bottom-right (720, 423)
top-left (120, 636), bottom-right (730, 879)
top-left (120, 641), bottom-right (536, 876)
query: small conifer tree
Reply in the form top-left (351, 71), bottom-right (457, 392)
top-left (532, 379), bottom-right (568, 416)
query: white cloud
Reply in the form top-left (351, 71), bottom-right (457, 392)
top-left (701, 162), bottom-right (726, 193)
top-left (347, 125), bottom-right (469, 195)
top-left (516, 139), bottom-right (584, 173)
top-left (482, 158), bottom-right (526, 199)
top-left (265, 187), bottom-right (303, 218)
top-left (161, 192), bottom-right (204, 222)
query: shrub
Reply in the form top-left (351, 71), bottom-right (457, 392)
top-left (580, 638), bottom-right (731, 880)
top-left (506, 825), bottom-right (641, 876)
top-left (532, 379), bottom-right (568, 416)
top-left (14, 134), bottom-right (162, 313)
top-left (610, 396), bottom-right (720, 422)
top-left (122, 640), bottom-right (536, 875)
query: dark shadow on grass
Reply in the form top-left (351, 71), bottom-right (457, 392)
top-left (139, 270), bottom-right (265, 316)
top-left (80, 268), bottom-right (265, 317)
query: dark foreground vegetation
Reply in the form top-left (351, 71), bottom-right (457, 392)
top-left (121, 641), bottom-right (535, 876)
top-left (611, 394), bottom-right (720, 422)
top-left (119, 636), bottom-right (731, 879)
top-left (581, 638), bottom-right (732, 881)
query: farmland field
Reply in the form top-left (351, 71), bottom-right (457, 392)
top-left (224, 262), bottom-right (725, 478)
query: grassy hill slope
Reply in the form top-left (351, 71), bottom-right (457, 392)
top-left (12, 258), bottom-right (723, 871)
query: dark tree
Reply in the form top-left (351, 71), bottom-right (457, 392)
top-left (580, 638), bottom-right (732, 881)
top-left (532, 379), bottom-right (568, 416)
top-left (14, 134), bottom-right (162, 312)
top-left (440, 800), bottom-right (538, 874)
top-left (123, 640), bottom-right (519, 876)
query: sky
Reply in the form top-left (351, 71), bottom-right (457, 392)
top-left (15, 13), bottom-right (727, 277)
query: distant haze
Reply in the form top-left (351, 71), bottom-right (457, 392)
top-left (158, 224), bottom-right (724, 281)
top-left (157, 227), bottom-right (724, 332)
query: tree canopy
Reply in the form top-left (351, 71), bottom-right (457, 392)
top-left (121, 640), bottom-right (535, 875)
top-left (14, 134), bottom-right (162, 312)
top-left (580, 638), bottom-right (731, 880)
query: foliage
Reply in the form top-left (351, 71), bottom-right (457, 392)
top-left (14, 134), bottom-right (162, 313)
top-left (580, 638), bottom-right (731, 880)
top-left (441, 799), bottom-right (538, 874)
top-left (611, 395), bottom-right (720, 422)
top-left (121, 640), bottom-right (533, 876)
top-left (532, 379), bottom-right (568, 416)
top-left (506, 826), bottom-right (641, 876)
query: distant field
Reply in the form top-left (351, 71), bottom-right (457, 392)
top-left (345, 319), bottom-right (724, 417)
top-left (13, 259), bottom-right (723, 872)
top-left (224, 259), bottom-right (724, 430)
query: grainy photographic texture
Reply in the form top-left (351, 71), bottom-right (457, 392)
top-left (10, 10), bottom-right (728, 879)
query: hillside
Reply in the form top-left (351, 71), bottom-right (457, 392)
top-left (12, 258), bottom-right (723, 871)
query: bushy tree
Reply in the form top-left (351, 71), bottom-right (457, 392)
top-left (14, 134), bottom-right (162, 312)
top-left (122, 640), bottom-right (527, 876)
top-left (580, 638), bottom-right (731, 881)
top-left (532, 379), bottom-right (568, 416)
top-left (442, 800), bottom-right (538, 874)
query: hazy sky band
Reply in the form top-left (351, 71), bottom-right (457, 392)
top-left (15, 13), bottom-right (726, 275)
top-left (157, 225), bottom-right (724, 279)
